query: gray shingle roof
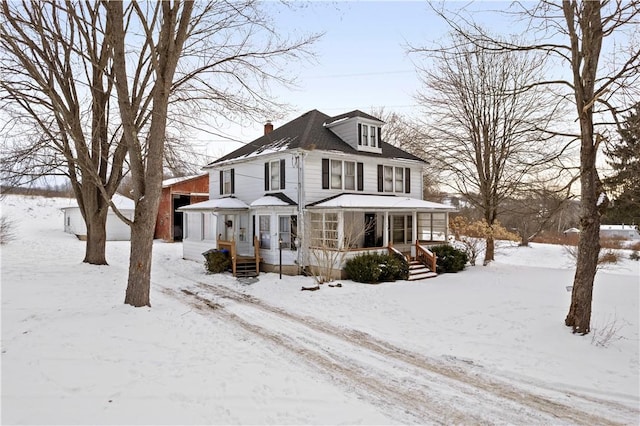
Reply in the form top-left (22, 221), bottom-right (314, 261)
top-left (209, 109), bottom-right (425, 165)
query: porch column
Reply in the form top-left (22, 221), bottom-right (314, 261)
top-left (383, 211), bottom-right (389, 247)
top-left (412, 211), bottom-right (418, 243)
top-left (338, 210), bottom-right (344, 249)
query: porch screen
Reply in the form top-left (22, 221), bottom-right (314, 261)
top-left (310, 212), bottom-right (338, 248)
top-left (417, 212), bottom-right (447, 241)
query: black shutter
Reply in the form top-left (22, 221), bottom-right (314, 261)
top-left (322, 158), bottom-right (329, 189)
top-left (280, 159), bottom-right (285, 190)
top-left (252, 215), bottom-right (256, 246)
top-left (264, 162), bottom-right (269, 191)
top-left (230, 169), bottom-right (235, 194)
top-left (377, 127), bottom-right (382, 147)
top-left (358, 123), bottom-right (362, 145)
top-left (219, 170), bottom-right (223, 194)
top-left (357, 162), bottom-right (364, 191)
top-left (405, 168), bottom-right (411, 193)
top-left (377, 165), bottom-right (383, 192)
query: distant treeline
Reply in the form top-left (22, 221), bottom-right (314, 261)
top-left (0, 185), bottom-right (74, 198)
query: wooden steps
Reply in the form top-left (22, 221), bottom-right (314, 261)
top-left (407, 260), bottom-right (437, 281)
top-left (235, 256), bottom-right (259, 278)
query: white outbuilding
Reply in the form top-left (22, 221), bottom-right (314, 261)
top-left (600, 224), bottom-right (640, 241)
top-left (61, 194), bottom-right (135, 241)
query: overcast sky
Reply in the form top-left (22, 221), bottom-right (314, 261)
top-left (199, 1), bottom-right (519, 161)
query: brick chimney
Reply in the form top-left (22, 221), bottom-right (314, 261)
top-left (264, 121), bottom-right (273, 135)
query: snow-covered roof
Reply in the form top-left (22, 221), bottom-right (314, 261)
top-left (162, 174), bottom-right (207, 188)
top-left (307, 194), bottom-right (456, 211)
top-left (60, 193), bottom-right (135, 211)
top-left (250, 195), bottom-right (292, 207)
top-left (563, 227), bottom-right (580, 233)
top-left (177, 197), bottom-right (249, 211)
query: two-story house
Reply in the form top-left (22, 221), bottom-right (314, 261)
top-left (179, 109), bottom-right (455, 279)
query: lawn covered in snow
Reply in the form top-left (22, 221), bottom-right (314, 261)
top-left (1, 194), bottom-right (638, 424)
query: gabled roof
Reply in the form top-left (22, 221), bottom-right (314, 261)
top-left (251, 192), bottom-right (297, 207)
top-left (60, 193), bottom-right (135, 211)
top-left (209, 109), bottom-right (425, 166)
top-left (324, 109), bottom-right (384, 125)
top-left (178, 197), bottom-right (249, 211)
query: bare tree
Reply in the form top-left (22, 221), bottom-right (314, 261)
top-left (425, 1), bottom-right (640, 334)
top-left (105, 1), bottom-right (318, 307)
top-left (410, 32), bottom-right (566, 264)
top-left (2, 0), bottom-right (318, 307)
top-left (369, 107), bottom-right (443, 201)
top-left (1, 1), bottom-right (126, 265)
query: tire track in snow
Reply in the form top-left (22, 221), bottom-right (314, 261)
top-left (160, 280), bottom-right (636, 425)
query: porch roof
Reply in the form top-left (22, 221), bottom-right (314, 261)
top-left (250, 192), bottom-right (297, 207)
top-left (177, 197), bottom-right (249, 211)
top-left (306, 194), bottom-right (456, 211)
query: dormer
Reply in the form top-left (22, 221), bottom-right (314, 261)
top-left (324, 110), bottom-right (384, 154)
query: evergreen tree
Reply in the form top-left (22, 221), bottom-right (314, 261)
top-left (603, 104), bottom-right (640, 225)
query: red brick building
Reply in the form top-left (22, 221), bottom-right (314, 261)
top-left (155, 174), bottom-right (209, 242)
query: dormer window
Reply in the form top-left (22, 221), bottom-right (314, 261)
top-left (357, 123), bottom-right (382, 151)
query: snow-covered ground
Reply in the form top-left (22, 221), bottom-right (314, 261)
top-left (2, 194), bottom-right (639, 424)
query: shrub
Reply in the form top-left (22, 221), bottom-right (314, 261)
top-left (599, 249), bottom-right (619, 264)
top-left (345, 252), bottom-right (408, 283)
top-left (202, 249), bottom-right (231, 273)
top-left (630, 251), bottom-right (639, 261)
top-left (431, 244), bottom-right (468, 273)
top-left (0, 215), bottom-right (15, 245)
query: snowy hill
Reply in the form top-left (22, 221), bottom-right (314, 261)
top-left (2, 194), bottom-right (639, 424)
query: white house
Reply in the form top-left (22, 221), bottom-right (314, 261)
top-left (61, 194), bottom-right (135, 241)
top-left (600, 224), bottom-right (640, 240)
top-left (180, 109), bottom-right (456, 279)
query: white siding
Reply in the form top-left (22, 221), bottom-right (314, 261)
top-left (209, 154), bottom-right (299, 205)
top-left (62, 207), bottom-right (133, 241)
top-left (302, 151), bottom-right (424, 204)
top-left (327, 119), bottom-right (358, 149)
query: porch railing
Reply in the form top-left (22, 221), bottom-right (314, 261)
top-left (217, 236), bottom-right (237, 276)
top-left (415, 241), bottom-right (437, 273)
top-left (387, 243), bottom-right (408, 262)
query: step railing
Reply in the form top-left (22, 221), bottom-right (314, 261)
top-left (387, 242), bottom-right (408, 262)
top-left (217, 236), bottom-right (237, 276)
top-left (415, 241), bottom-right (437, 273)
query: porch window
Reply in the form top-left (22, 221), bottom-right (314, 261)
top-left (417, 212), bottom-right (447, 241)
top-left (259, 215), bottom-right (271, 249)
top-left (390, 214), bottom-right (413, 244)
top-left (278, 215), bottom-right (297, 250)
top-left (310, 212), bottom-right (338, 248)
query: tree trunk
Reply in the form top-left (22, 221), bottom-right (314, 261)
top-left (124, 199), bottom-right (158, 307)
top-left (83, 210), bottom-right (108, 265)
top-left (565, 142), bottom-right (601, 334)
top-left (484, 234), bottom-right (495, 265)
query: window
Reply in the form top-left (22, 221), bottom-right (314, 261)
top-left (270, 160), bottom-right (280, 190)
top-left (417, 213), bottom-right (447, 241)
top-left (310, 212), bottom-right (338, 248)
top-left (278, 216), bottom-right (297, 250)
top-left (344, 161), bottom-right (355, 190)
top-left (259, 215), bottom-right (271, 249)
top-left (331, 159), bottom-right (342, 189)
top-left (362, 125), bottom-right (369, 146)
top-left (220, 169), bottom-right (234, 195)
top-left (390, 215), bottom-right (413, 244)
top-left (384, 166), bottom-right (393, 192)
top-left (370, 126), bottom-right (377, 147)
top-left (265, 159), bottom-right (285, 191)
top-left (322, 159), bottom-right (363, 191)
top-left (378, 165), bottom-right (411, 193)
top-left (395, 168), bottom-right (404, 192)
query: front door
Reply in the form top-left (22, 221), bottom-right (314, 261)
top-left (364, 213), bottom-right (377, 248)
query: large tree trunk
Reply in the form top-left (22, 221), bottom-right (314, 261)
top-left (124, 198), bottom-right (159, 307)
top-left (83, 210), bottom-right (109, 265)
top-left (565, 134), bottom-right (601, 334)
